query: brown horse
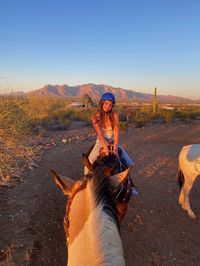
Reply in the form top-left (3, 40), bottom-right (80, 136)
top-left (51, 153), bottom-right (132, 266)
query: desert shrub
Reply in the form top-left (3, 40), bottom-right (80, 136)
top-left (117, 106), bottom-right (128, 122)
top-left (70, 107), bottom-right (96, 122)
top-left (0, 97), bottom-right (38, 180)
top-left (50, 109), bottom-right (77, 121)
top-left (116, 105), bottom-right (154, 126)
top-left (18, 96), bottom-right (69, 119)
top-left (117, 106), bottom-right (135, 122)
top-left (119, 121), bottom-right (128, 131)
top-left (41, 110), bottom-right (72, 130)
top-left (133, 110), bottom-right (152, 124)
top-left (118, 113), bottom-right (127, 122)
top-left (46, 101), bottom-right (66, 114)
top-left (158, 110), bottom-right (176, 123)
top-left (176, 109), bottom-right (200, 120)
top-left (0, 100), bottom-right (30, 135)
top-left (40, 106), bottom-right (95, 130)
top-left (140, 105), bottom-right (152, 113)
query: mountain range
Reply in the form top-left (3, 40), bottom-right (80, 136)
top-left (28, 83), bottom-right (197, 103)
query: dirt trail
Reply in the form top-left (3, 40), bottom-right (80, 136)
top-left (0, 121), bottom-right (200, 266)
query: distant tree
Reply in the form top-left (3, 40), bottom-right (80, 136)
top-left (82, 93), bottom-right (93, 107)
top-left (153, 87), bottom-right (158, 115)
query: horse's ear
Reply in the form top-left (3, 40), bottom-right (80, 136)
top-left (109, 166), bottom-right (133, 188)
top-left (50, 169), bottom-right (75, 196)
top-left (82, 153), bottom-right (93, 171)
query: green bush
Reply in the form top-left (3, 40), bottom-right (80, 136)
top-left (158, 110), bottom-right (176, 123)
top-left (71, 107), bottom-right (95, 121)
top-left (176, 109), bottom-right (200, 120)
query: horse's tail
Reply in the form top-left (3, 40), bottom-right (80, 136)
top-left (177, 164), bottom-right (184, 190)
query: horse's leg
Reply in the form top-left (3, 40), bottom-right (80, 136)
top-left (182, 177), bottom-right (196, 219)
top-left (179, 187), bottom-right (185, 207)
top-left (177, 168), bottom-right (185, 206)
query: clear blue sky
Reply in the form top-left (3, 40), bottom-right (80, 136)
top-left (0, 0), bottom-right (200, 99)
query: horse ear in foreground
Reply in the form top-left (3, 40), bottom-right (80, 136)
top-left (177, 144), bottom-right (200, 219)
top-left (51, 154), bottom-right (132, 266)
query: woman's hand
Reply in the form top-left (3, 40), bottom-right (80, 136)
top-left (103, 145), bottom-right (110, 156)
top-left (113, 146), bottom-right (118, 156)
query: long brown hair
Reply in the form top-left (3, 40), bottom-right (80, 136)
top-left (99, 101), bottom-right (116, 129)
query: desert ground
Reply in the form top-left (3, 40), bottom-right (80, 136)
top-left (0, 121), bottom-right (200, 266)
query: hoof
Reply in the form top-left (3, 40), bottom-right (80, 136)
top-left (188, 211), bottom-right (196, 219)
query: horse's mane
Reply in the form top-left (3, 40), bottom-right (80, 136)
top-left (91, 155), bottom-right (120, 229)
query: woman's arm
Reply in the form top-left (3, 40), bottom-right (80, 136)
top-left (113, 112), bottom-right (119, 155)
top-left (92, 113), bottom-right (109, 155)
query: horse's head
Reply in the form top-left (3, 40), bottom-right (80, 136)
top-left (82, 152), bottom-right (132, 188)
top-left (51, 154), bottom-right (131, 201)
top-left (83, 144), bottom-right (125, 172)
top-left (50, 154), bottom-right (131, 265)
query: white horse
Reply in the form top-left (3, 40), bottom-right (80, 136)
top-left (177, 144), bottom-right (200, 219)
top-left (51, 154), bottom-right (132, 266)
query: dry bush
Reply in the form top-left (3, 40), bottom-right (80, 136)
top-left (0, 97), bottom-right (41, 182)
top-left (0, 96), bottom-right (93, 181)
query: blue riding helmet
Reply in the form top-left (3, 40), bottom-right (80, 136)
top-left (100, 92), bottom-right (115, 104)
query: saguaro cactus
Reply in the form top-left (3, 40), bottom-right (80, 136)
top-left (153, 87), bottom-right (157, 115)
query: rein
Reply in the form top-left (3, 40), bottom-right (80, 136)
top-left (64, 177), bottom-right (87, 244)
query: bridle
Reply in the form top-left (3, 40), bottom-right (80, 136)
top-left (63, 177), bottom-right (87, 244)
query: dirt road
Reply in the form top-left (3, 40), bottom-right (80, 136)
top-left (1, 121), bottom-right (200, 266)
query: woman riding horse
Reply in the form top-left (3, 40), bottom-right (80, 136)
top-left (84, 92), bottom-right (133, 175)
